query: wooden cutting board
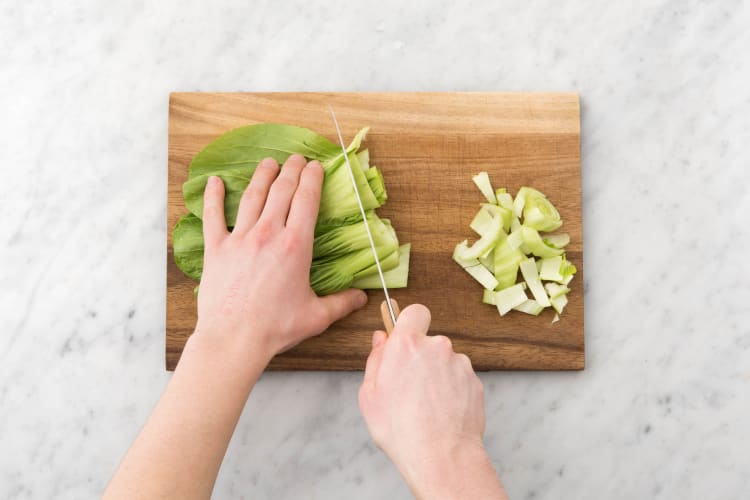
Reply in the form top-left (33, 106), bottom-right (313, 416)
top-left (167, 92), bottom-right (583, 371)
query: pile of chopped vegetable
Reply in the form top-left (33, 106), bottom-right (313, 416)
top-left (172, 124), bottom-right (410, 295)
top-left (453, 172), bottom-right (576, 322)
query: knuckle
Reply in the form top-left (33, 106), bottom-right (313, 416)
top-left (433, 334), bottom-right (453, 351)
top-left (400, 331), bottom-right (419, 350)
top-left (316, 308), bottom-right (334, 329)
top-left (203, 235), bottom-right (220, 252)
top-left (281, 231), bottom-right (304, 253)
top-left (250, 221), bottom-right (275, 247)
top-left (243, 183), bottom-right (265, 201)
top-left (458, 353), bottom-right (473, 369)
top-left (202, 201), bottom-right (218, 216)
top-left (308, 301), bottom-right (336, 329)
top-left (273, 176), bottom-right (296, 193)
top-left (255, 167), bottom-right (277, 184)
top-left (295, 186), bottom-right (318, 205)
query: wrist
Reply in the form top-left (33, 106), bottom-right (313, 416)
top-left (398, 439), bottom-right (502, 500)
top-left (187, 321), bottom-right (275, 377)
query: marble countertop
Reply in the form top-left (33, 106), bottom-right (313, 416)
top-left (2, 1), bottom-right (749, 498)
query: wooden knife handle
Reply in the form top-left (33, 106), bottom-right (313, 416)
top-left (380, 299), bottom-right (401, 335)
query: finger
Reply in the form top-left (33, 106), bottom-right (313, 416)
top-left (391, 304), bottom-right (431, 338)
top-left (318, 288), bottom-right (368, 326)
top-left (202, 176), bottom-right (229, 245)
top-left (429, 334), bottom-right (453, 353)
top-left (259, 154), bottom-right (306, 227)
top-left (234, 158), bottom-right (279, 234)
top-left (373, 330), bottom-right (387, 348)
top-left (363, 330), bottom-right (387, 387)
top-left (453, 353), bottom-right (477, 376)
top-left (456, 352), bottom-right (473, 371)
top-left (286, 161), bottom-right (323, 239)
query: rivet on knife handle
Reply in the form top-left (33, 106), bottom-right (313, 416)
top-left (380, 299), bottom-right (400, 335)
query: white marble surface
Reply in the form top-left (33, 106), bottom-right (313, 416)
top-left (2, 0), bottom-right (749, 498)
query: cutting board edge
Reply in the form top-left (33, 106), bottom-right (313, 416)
top-left (165, 343), bottom-right (585, 371)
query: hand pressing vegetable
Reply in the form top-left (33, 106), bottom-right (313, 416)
top-left (197, 157), bottom-right (371, 355)
top-left (454, 174), bottom-right (576, 321)
top-left (104, 156), bottom-right (371, 500)
top-left (172, 124), bottom-right (410, 296)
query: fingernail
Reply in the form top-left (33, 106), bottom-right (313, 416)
top-left (285, 153), bottom-right (304, 165)
top-left (208, 175), bottom-right (219, 186)
top-left (357, 291), bottom-right (368, 307)
top-left (307, 160), bottom-right (321, 169)
top-left (259, 158), bottom-right (275, 168)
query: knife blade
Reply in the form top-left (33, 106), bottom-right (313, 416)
top-left (328, 106), bottom-right (399, 332)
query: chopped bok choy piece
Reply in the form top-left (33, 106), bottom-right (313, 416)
top-left (460, 263), bottom-right (499, 291)
top-left (453, 241), bottom-right (499, 290)
top-left (495, 283), bottom-right (529, 316)
top-left (521, 187), bottom-right (563, 232)
top-left (519, 257), bottom-right (551, 307)
top-left (482, 288), bottom-right (497, 305)
top-left (470, 208), bottom-right (495, 236)
top-left (495, 189), bottom-right (514, 210)
top-left (481, 204), bottom-right (512, 231)
top-left (512, 186), bottom-right (529, 218)
top-left (493, 239), bottom-right (524, 290)
top-left (457, 216), bottom-right (504, 260)
top-left (521, 226), bottom-right (564, 258)
top-left (479, 249), bottom-right (494, 274)
top-left (507, 228), bottom-right (524, 250)
top-left (538, 256), bottom-right (564, 281)
top-left (483, 283), bottom-right (527, 305)
top-left (543, 233), bottom-right (570, 249)
top-left (544, 282), bottom-right (570, 299)
top-left (472, 172), bottom-right (497, 204)
top-left (550, 293), bottom-right (568, 314)
top-left (510, 215), bottom-right (522, 233)
top-left (513, 300), bottom-right (545, 316)
top-left (559, 258), bottom-right (577, 284)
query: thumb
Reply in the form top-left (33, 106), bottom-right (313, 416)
top-left (318, 288), bottom-right (368, 326)
top-left (391, 303), bottom-right (431, 338)
top-left (363, 330), bottom-right (387, 387)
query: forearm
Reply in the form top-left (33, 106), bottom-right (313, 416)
top-left (401, 442), bottom-right (508, 500)
top-left (104, 331), bottom-right (270, 499)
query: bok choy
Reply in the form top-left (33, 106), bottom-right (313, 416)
top-left (172, 124), bottom-right (409, 296)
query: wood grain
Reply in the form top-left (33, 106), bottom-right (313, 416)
top-left (167, 92), bottom-right (583, 371)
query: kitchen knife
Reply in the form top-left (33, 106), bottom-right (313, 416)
top-left (328, 106), bottom-right (400, 334)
